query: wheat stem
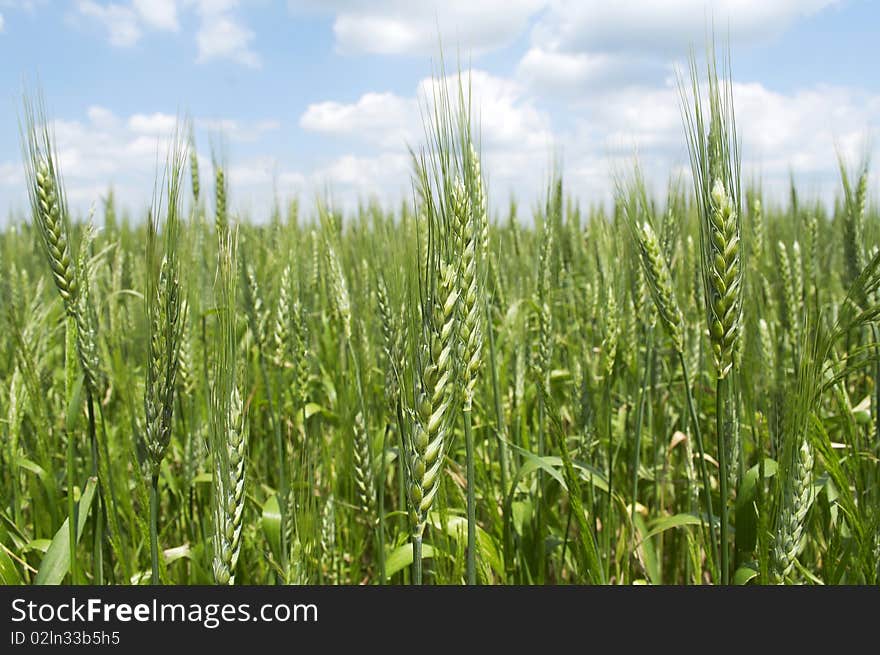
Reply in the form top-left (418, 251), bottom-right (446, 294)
top-left (678, 352), bottom-right (719, 583)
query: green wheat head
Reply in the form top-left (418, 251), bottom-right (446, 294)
top-left (144, 127), bottom-right (188, 474)
top-left (680, 48), bottom-right (744, 379)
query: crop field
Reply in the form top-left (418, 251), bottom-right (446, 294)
top-left (1, 52), bottom-right (878, 586)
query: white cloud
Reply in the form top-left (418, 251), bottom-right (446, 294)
top-left (512, 0), bottom-right (864, 207)
top-left (228, 157), bottom-right (280, 187)
top-left (128, 112), bottom-right (179, 135)
top-left (298, 70), bottom-right (554, 211)
top-left (73, 0), bottom-right (259, 66)
top-left (0, 162), bottom-right (21, 186)
top-left (0, 106), bottom-right (289, 222)
top-left (195, 10), bottom-right (260, 67)
top-left (550, 78), bottom-right (880, 211)
top-left (75, 0), bottom-right (179, 46)
top-left (290, 0), bottom-right (839, 58)
top-left (518, 48), bottom-right (618, 89)
top-left (279, 170), bottom-right (306, 188)
top-left (206, 157), bottom-right (307, 215)
top-left (190, 0), bottom-right (238, 14)
top-left (290, 0), bottom-right (545, 55)
top-left (77, 1), bottom-right (141, 47)
top-left (126, 113), bottom-right (279, 144)
top-left (0, 1), bottom-right (48, 12)
top-left (517, 48), bottom-right (664, 95)
top-left (316, 152), bottom-right (408, 189)
top-left (734, 83), bottom-right (879, 178)
top-left (87, 105), bottom-right (121, 130)
top-left (132, 0), bottom-right (179, 31)
top-left (295, 73), bottom-right (878, 215)
top-left (420, 71), bottom-right (553, 151)
top-left (300, 93), bottom-right (418, 148)
top-left (255, 77), bottom-right (880, 215)
top-left (520, 1), bottom-right (841, 94)
top-left (300, 71), bottom-right (551, 152)
top-left (196, 117), bottom-right (280, 142)
top-left (307, 153), bottom-right (410, 210)
top-left (532, 0), bottom-right (839, 56)
top-left (584, 86), bottom-right (682, 153)
top-left (0, 12), bottom-right (5, 32)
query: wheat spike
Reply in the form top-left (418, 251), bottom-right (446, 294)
top-left (408, 260), bottom-right (458, 536)
top-left (635, 220), bottom-right (684, 353)
top-left (706, 179), bottom-right (743, 378)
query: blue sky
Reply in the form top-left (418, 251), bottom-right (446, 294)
top-left (1, 0), bottom-right (878, 223)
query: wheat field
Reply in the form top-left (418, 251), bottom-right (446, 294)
top-left (1, 51), bottom-right (878, 586)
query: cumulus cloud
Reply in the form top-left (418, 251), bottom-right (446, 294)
top-left (195, 3), bottom-right (260, 68)
top-left (0, 106), bottom-right (286, 220)
top-left (3, 76), bottom-right (876, 225)
top-left (128, 112), bottom-right (179, 135)
top-left (0, 1), bottom-right (48, 11)
top-left (519, 1), bottom-right (842, 95)
top-left (0, 162), bottom-right (21, 186)
top-left (4, 0), bottom-right (875, 221)
top-left (297, 70), bottom-right (555, 211)
top-left (190, 0), bottom-right (238, 12)
top-left (300, 93), bottom-right (418, 148)
top-left (531, 0), bottom-right (839, 56)
top-left (132, 0), bottom-right (179, 31)
top-left (433, 71), bottom-right (553, 151)
top-left (0, 12), bottom-right (5, 32)
top-left (76, 1), bottom-right (142, 47)
top-left (313, 152), bottom-right (410, 197)
top-left (86, 106), bottom-right (121, 130)
top-left (202, 152), bottom-right (410, 217)
top-left (300, 71), bottom-right (552, 150)
top-left (300, 64), bottom-right (879, 215)
top-left (517, 48), bottom-right (666, 96)
top-left (550, 78), bottom-right (880, 211)
top-left (733, 82), bottom-right (879, 193)
top-left (73, 0), bottom-right (260, 66)
top-left (290, 1), bottom-right (840, 59)
top-left (196, 118), bottom-right (280, 142)
top-left (290, 0), bottom-right (545, 55)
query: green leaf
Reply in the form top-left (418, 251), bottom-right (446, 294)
top-left (17, 457), bottom-right (49, 482)
top-left (735, 470), bottom-right (759, 559)
top-left (65, 373), bottom-right (85, 432)
top-left (639, 513), bottom-right (706, 544)
top-left (735, 458), bottom-right (777, 563)
top-left (634, 513), bottom-right (660, 585)
top-left (160, 458), bottom-right (180, 499)
top-left (0, 511), bottom-right (28, 551)
top-left (129, 545), bottom-right (192, 585)
top-left (305, 402), bottom-right (337, 423)
top-left (427, 513), bottom-right (505, 580)
top-left (261, 494), bottom-right (281, 561)
top-left (162, 544), bottom-right (191, 564)
top-left (504, 441), bottom-right (566, 489)
top-left (814, 472), bottom-right (838, 502)
top-left (17, 457), bottom-right (58, 516)
top-left (385, 543), bottom-right (435, 578)
top-left (34, 477), bottom-right (97, 585)
top-left (734, 563), bottom-right (759, 585)
top-left (23, 539), bottom-right (51, 554)
top-left (0, 545), bottom-right (22, 584)
top-left (571, 460), bottom-right (610, 493)
top-left (511, 500), bottom-right (532, 536)
top-left (549, 369), bottom-right (571, 389)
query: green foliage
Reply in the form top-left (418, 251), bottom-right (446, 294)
top-left (1, 54), bottom-right (879, 587)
